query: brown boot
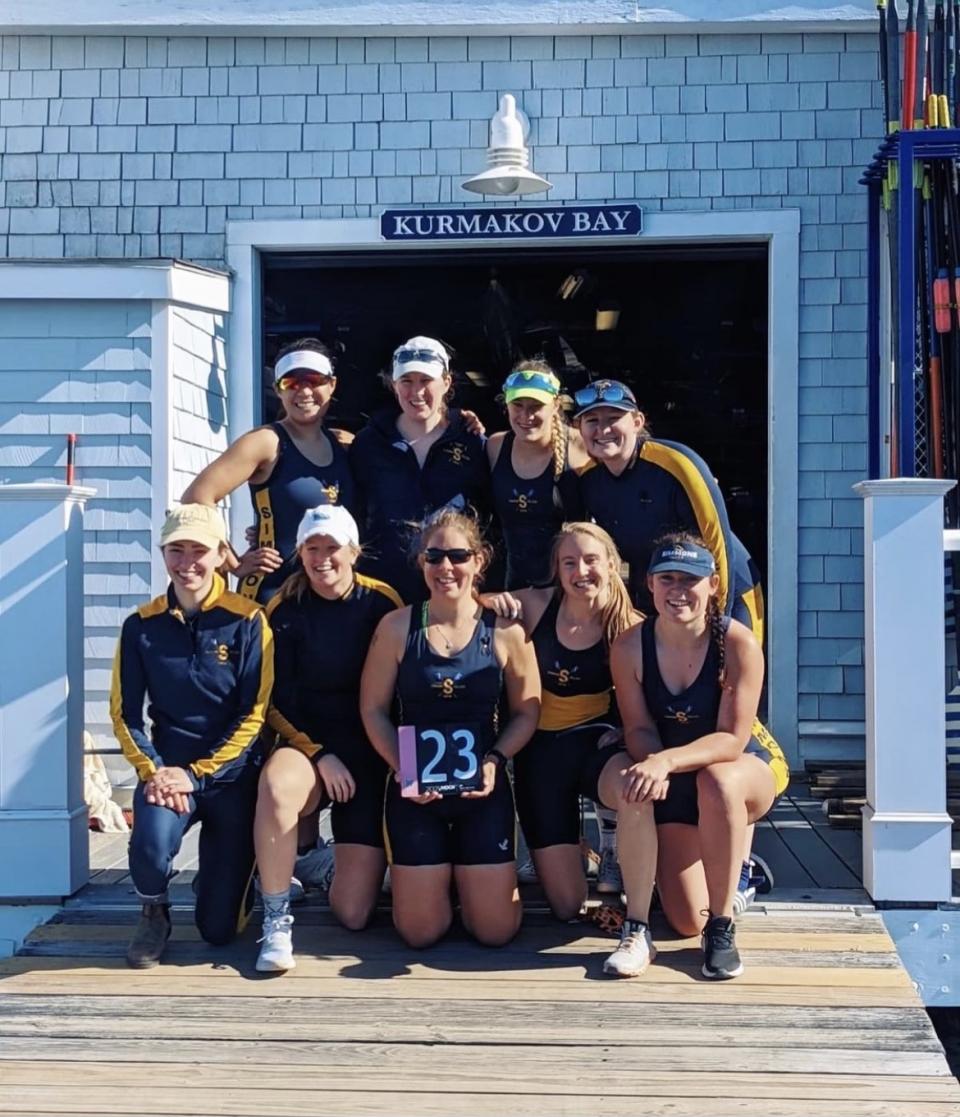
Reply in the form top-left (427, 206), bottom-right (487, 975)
top-left (126, 902), bottom-right (172, 969)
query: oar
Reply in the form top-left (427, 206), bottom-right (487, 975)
top-left (904, 0), bottom-right (918, 128)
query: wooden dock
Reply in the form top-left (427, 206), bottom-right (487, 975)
top-left (1, 783), bottom-right (959, 1117)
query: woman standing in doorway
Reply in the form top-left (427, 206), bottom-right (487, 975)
top-left (571, 379), bottom-right (763, 639)
top-left (487, 361), bottom-right (589, 590)
top-left (350, 337), bottom-right (490, 605)
top-left (611, 534), bottom-right (789, 978)
top-left (359, 508), bottom-right (539, 949)
top-left (253, 504), bottom-right (403, 973)
top-left (181, 338), bottom-right (356, 603)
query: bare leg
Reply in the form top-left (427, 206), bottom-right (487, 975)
top-left (697, 756), bottom-right (776, 919)
top-left (329, 844), bottom-right (387, 931)
top-left (390, 864), bottom-right (453, 948)
top-left (656, 823), bottom-right (709, 937)
top-left (531, 844), bottom-right (587, 921)
top-left (597, 752), bottom-right (657, 924)
top-left (456, 863), bottom-right (522, 946)
top-left (254, 749), bottom-right (324, 895)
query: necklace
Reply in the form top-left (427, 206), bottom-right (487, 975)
top-left (424, 603), bottom-right (475, 651)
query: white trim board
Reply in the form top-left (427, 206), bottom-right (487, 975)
top-left (0, 261), bottom-right (230, 314)
top-left (0, 0), bottom-right (877, 35)
top-left (225, 207), bottom-right (801, 762)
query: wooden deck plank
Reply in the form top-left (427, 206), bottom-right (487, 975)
top-left (765, 797), bottom-right (863, 890)
top-left (0, 1003), bottom-right (940, 1050)
top-left (0, 1040), bottom-right (950, 1077)
top-left (787, 782), bottom-right (864, 882)
top-left (6, 821), bottom-right (956, 1117)
top-left (20, 921), bottom-right (900, 953)
top-left (0, 952), bottom-right (917, 988)
top-left (4, 1083), bottom-right (960, 1117)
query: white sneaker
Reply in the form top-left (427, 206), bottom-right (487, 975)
top-left (294, 841), bottom-right (335, 892)
top-left (595, 847), bottom-right (623, 894)
top-left (603, 918), bottom-right (656, 978)
top-left (516, 856), bottom-right (538, 884)
top-left (256, 913), bottom-right (296, 973)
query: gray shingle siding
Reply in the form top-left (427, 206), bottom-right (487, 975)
top-left (0, 299), bottom-right (152, 767)
top-left (0, 29), bottom-right (878, 735)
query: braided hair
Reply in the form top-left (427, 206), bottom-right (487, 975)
top-left (652, 530), bottom-right (725, 687)
top-left (504, 358), bottom-right (570, 481)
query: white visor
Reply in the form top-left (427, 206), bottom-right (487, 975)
top-left (296, 503), bottom-right (359, 549)
top-left (275, 349), bottom-right (334, 382)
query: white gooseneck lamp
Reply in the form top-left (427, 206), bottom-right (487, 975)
top-left (461, 94), bottom-right (553, 196)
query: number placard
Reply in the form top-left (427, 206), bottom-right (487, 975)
top-left (398, 723), bottom-right (485, 797)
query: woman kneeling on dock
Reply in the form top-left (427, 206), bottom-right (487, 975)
top-left (484, 524), bottom-right (659, 959)
top-left (360, 508), bottom-right (540, 948)
top-left (611, 534), bottom-right (789, 979)
top-left (254, 504), bottom-right (403, 973)
top-left (110, 504), bottom-right (273, 968)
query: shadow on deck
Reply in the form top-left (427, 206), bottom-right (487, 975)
top-left (1, 784), bottom-right (958, 1116)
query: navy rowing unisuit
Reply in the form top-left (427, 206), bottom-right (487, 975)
top-left (490, 431), bottom-right (570, 589)
top-left (242, 422), bottom-right (357, 603)
top-left (385, 604), bottom-right (516, 867)
top-left (639, 616), bottom-right (789, 826)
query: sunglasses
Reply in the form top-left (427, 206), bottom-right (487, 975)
top-left (573, 382), bottom-right (637, 409)
top-left (423, 547), bottom-right (475, 565)
top-left (394, 348), bottom-right (448, 368)
top-left (276, 372), bottom-right (334, 392)
top-left (503, 370), bottom-right (560, 393)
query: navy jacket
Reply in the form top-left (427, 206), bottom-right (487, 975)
top-left (110, 573), bottom-right (274, 786)
top-left (350, 407), bottom-right (489, 602)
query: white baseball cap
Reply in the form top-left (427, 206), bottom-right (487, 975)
top-left (391, 336), bottom-right (450, 381)
top-left (296, 504), bottom-right (360, 549)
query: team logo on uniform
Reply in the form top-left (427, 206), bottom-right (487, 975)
top-left (445, 443), bottom-right (469, 466)
top-left (665, 704), bottom-right (698, 725)
top-left (547, 661), bottom-right (579, 688)
top-left (431, 672), bottom-right (465, 699)
top-left (322, 482), bottom-right (340, 503)
top-left (212, 642), bottom-right (231, 663)
top-left (508, 488), bottom-right (538, 513)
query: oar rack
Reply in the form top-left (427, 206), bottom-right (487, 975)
top-left (861, 127), bottom-right (960, 480)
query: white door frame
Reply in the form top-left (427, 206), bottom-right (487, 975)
top-left (225, 208), bottom-right (800, 760)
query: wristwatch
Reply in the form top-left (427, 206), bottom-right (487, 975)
top-left (485, 747), bottom-right (509, 770)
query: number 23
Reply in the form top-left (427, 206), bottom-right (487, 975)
top-left (421, 728), bottom-right (478, 784)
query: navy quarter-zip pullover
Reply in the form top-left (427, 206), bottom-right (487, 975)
top-left (350, 407), bottom-right (489, 602)
top-left (110, 573), bottom-right (274, 786)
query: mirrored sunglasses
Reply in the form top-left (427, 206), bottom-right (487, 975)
top-left (276, 372), bottom-right (334, 392)
top-left (503, 370), bottom-right (560, 393)
top-left (573, 381), bottom-right (637, 409)
top-left (423, 547), bottom-right (475, 565)
top-left (394, 348), bottom-right (448, 367)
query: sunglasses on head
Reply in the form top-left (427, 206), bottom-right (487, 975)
top-left (277, 372), bottom-right (334, 392)
top-left (574, 381), bottom-right (637, 409)
top-left (395, 348), bottom-right (448, 367)
top-left (503, 370), bottom-right (559, 392)
top-left (423, 547), bottom-right (475, 565)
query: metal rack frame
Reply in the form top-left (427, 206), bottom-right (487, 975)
top-left (861, 128), bottom-right (960, 478)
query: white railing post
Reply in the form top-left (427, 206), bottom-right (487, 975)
top-left (855, 478), bottom-right (956, 903)
top-left (0, 483), bottom-right (94, 899)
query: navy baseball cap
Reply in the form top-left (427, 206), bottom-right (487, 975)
top-left (647, 540), bottom-right (716, 578)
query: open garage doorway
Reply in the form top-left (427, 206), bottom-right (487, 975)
top-left (261, 243), bottom-right (769, 586)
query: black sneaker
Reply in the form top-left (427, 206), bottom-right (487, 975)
top-left (701, 915), bottom-right (743, 979)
